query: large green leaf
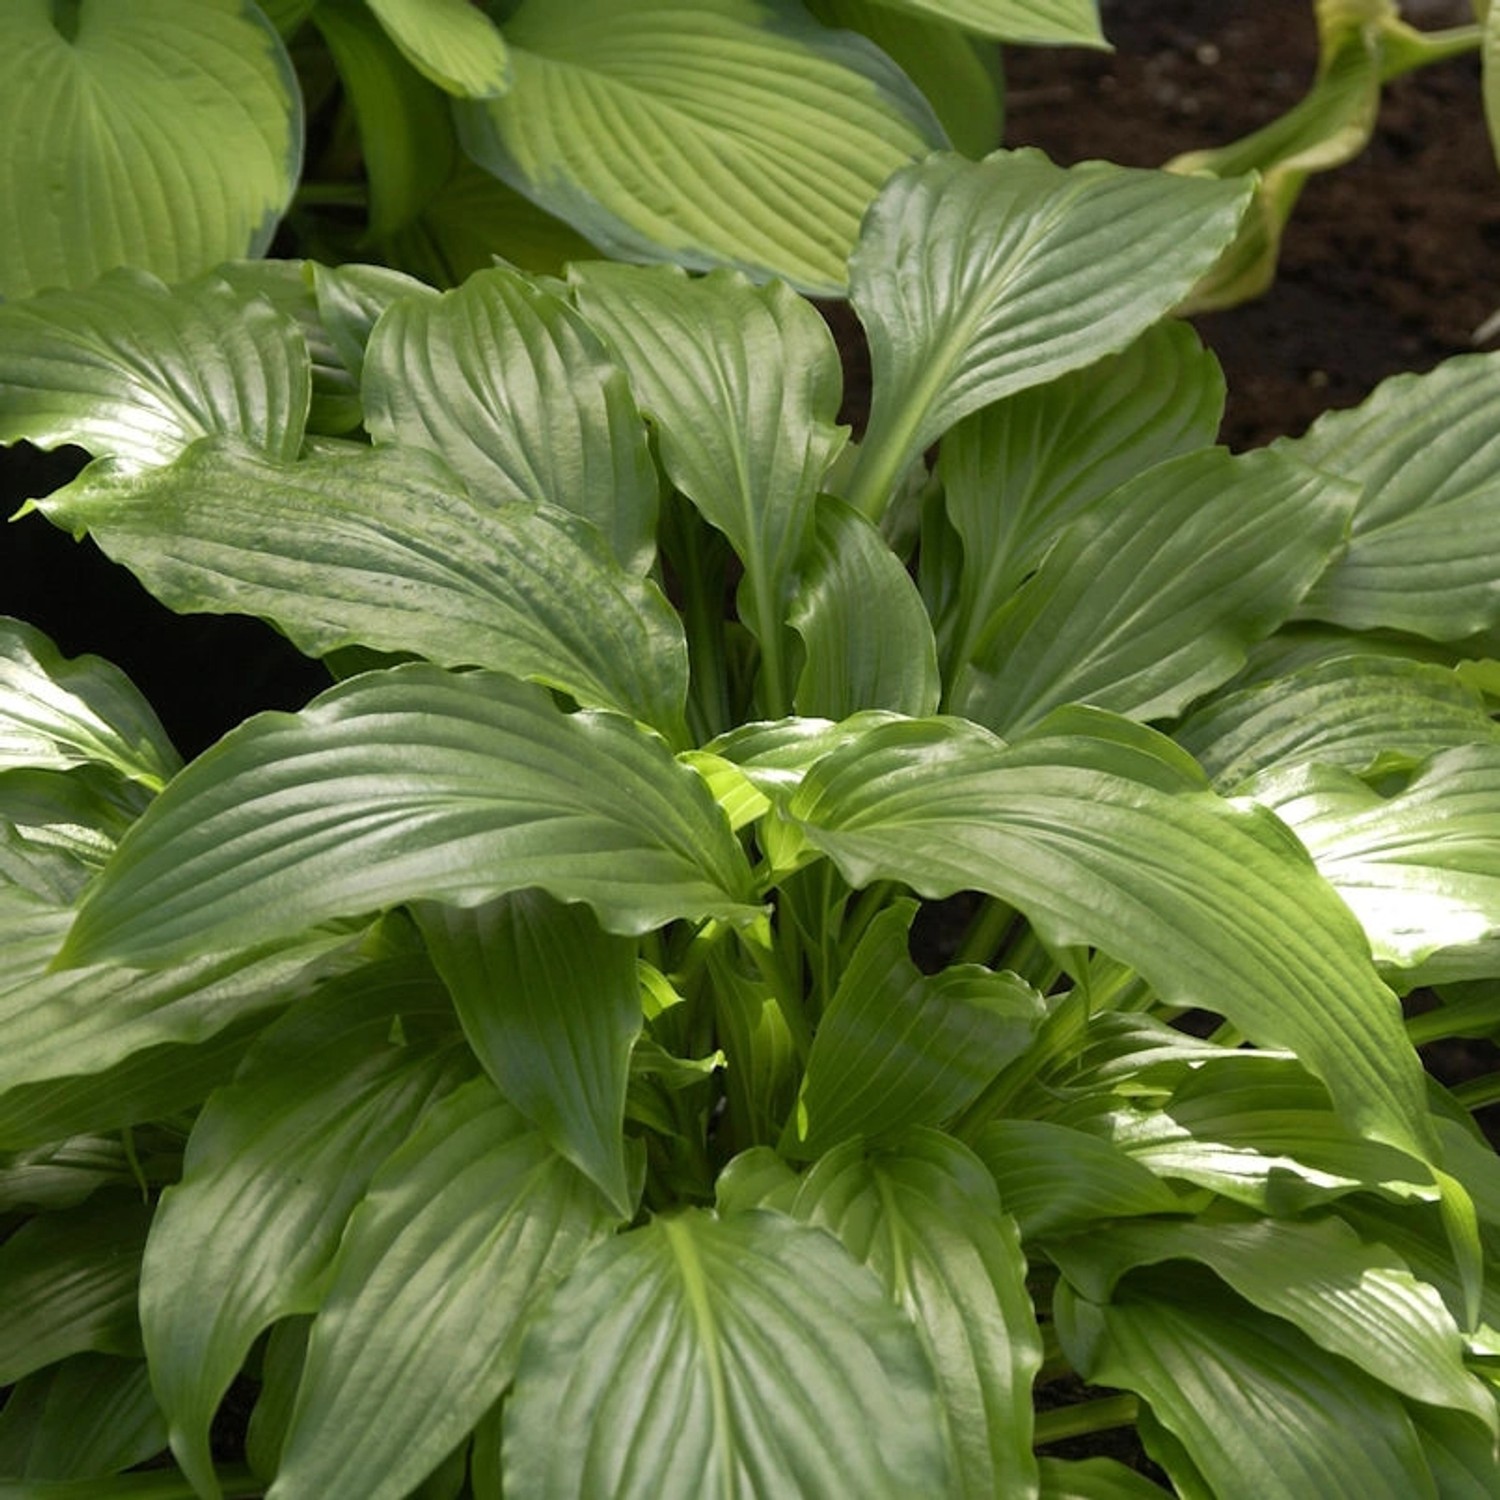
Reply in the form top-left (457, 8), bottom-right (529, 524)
top-left (415, 892), bottom-right (642, 1215)
top-left (1245, 748), bottom-right (1500, 971)
top-left (363, 265), bottom-right (658, 573)
top-left (0, 1195), bottom-right (151, 1383)
top-left (1050, 1215), bottom-right (1494, 1431)
top-left (1283, 353), bottom-right (1500, 639)
top-left (59, 666), bottom-right (758, 970)
top-left (40, 439), bottom-right (688, 737)
top-left (457, 0), bottom-right (945, 295)
top-left (952, 448), bottom-right (1355, 735)
top-left (364, 0), bottom-right (511, 97)
top-left (789, 496), bottom-right (941, 719)
top-left (268, 1078), bottom-right (617, 1500)
top-left (0, 619), bottom-right (177, 792)
top-left (937, 319), bottom-right (1224, 671)
top-left (856, 0), bottom-right (1102, 43)
top-left (503, 1208), bottom-right (950, 1498)
top-left (842, 152), bottom-right (1252, 520)
top-left (790, 1131), bottom-right (1042, 1499)
top-left (571, 263), bottom-right (846, 715)
top-left (0, 270), bottom-right (309, 472)
top-left (788, 715), bottom-right (1437, 1162)
top-left (0, 0), bottom-right (301, 299)
top-left (789, 899), bottom-right (1041, 1156)
top-left (1054, 1268), bottom-right (1436, 1500)
top-left (139, 958), bottom-right (469, 1500)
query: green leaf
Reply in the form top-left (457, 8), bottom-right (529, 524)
top-left (0, 619), bottom-right (177, 792)
top-left (1176, 654), bottom-right (1500, 793)
top-left (41, 439), bottom-right (688, 737)
top-left (790, 1131), bottom-right (1042, 1499)
top-left (1037, 1456), bottom-right (1173, 1500)
top-left (503, 1208), bottom-right (951, 1498)
top-left (364, 265), bottom-right (658, 573)
top-left (855, 0), bottom-right (1104, 44)
top-left (60, 665), bottom-right (758, 970)
top-left (139, 957), bottom-right (469, 1500)
top-left (1411, 1405), bottom-right (1500, 1499)
top-left (1054, 1267), bottom-right (1436, 1500)
top-left (269, 1078), bottom-right (617, 1500)
top-left (0, 1194), bottom-right (150, 1383)
top-left (1284, 353), bottom-right (1500, 639)
top-left (0, 0), bottom-right (301, 299)
top-left (243, 1318), bottom-right (308, 1487)
top-left (790, 496), bottom-right (941, 718)
top-left (1050, 1215), bottom-right (1494, 1431)
top-left (364, 0), bottom-right (511, 97)
top-left (0, 1355), bottom-right (166, 1482)
top-left (789, 715), bottom-right (1437, 1162)
top-left (970, 1119), bottom-right (1190, 1238)
top-left (789, 899), bottom-right (1042, 1156)
top-left (1244, 748), bottom-right (1500, 971)
top-left (0, 1136), bottom-right (140, 1214)
top-left (415, 891), bottom-right (642, 1216)
top-left (952, 447), bottom-right (1355, 735)
top-left (457, 0), bottom-right (945, 295)
top-left (1486, 2), bottom-right (1500, 173)
top-left (937, 319), bottom-right (1225, 670)
top-left (843, 151), bottom-right (1252, 520)
top-left (0, 269), bottom-right (310, 472)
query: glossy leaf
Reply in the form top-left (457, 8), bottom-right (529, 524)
top-left (0, 0), bottom-right (301, 298)
top-left (364, 0), bottom-right (511, 97)
top-left (0, 1135), bottom-right (139, 1215)
top-left (788, 715), bottom-right (1436, 1162)
top-left (1054, 1268), bottom-right (1435, 1500)
top-left (790, 900), bottom-right (1042, 1155)
top-left (364, 265), bottom-right (658, 573)
top-left (41, 440), bottom-right (688, 737)
top-left (269, 1078), bottom-right (617, 1500)
top-left (310, 263), bottom-right (436, 388)
top-left (140, 958), bottom-right (469, 1500)
top-left (1285, 353), bottom-right (1500, 639)
top-left (0, 1354), bottom-right (166, 1482)
top-left (938, 319), bottom-right (1224, 667)
top-left (59, 665), bottom-right (758, 970)
top-left (458, 0), bottom-right (944, 295)
top-left (1411, 1405), bottom-right (1500, 1499)
top-left (416, 891), bottom-right (642, 1215)
top-left (503, 1208), bottom-right (950, 1498)
top-left (0, 270), bottom-right (309, 472)
top-left (843, 151), bottom-right (1252, 519)
top-left (0, 1195), bottom-right (151, 1383)
top-left (790, 1131), bottom-right (1042, 1499)
top-left (952, 447), bottom-right (1355, 734)
top-left (0, 619), bottom-right (177, 791)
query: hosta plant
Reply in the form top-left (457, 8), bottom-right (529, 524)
top-left (3, 147), bottom-right (1500, 1497)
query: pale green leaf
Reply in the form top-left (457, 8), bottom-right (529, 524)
top-left (952, 447), bottom-right (1355, 735)
top-left (415, 891), bottom-right (642, 1215)
top-left (59, 665), bottom-right (758, 969)
top-left (140, 958), bottom-right (469, 1500)
top-left (790, 1131), bottom-right (1042, 1500)
top-left (0, 1195), bottom-right (150, 1383)
top-left (503, 1208), bottom-right (950, 1498)
top-left (857, 0), bottom-right (1104, 44)
top-left (843, 151), bottom-right (1252, 520)
top-left (0, 619), bottom-right (177, 792)
top-left (40, 440), bottom-right (688, 738)
top-left (969, 1120), bottom-right (1190, 1238)
top-left (365, 0), bottom-right (511, 97)
top-left (0, 0), bottom-right (302, 299)
top-left (0, 269), bottom-right (310, 471)
top-left (457, 0), bottom-right (945, 295)
top-left (269, 1078), bottom-right (617, 1500)
top-left (364, 265), bottom-right (658, 573)
top-left (1050, 1215), bottom-right (1494, 1430)
top-left (937, 319), bottom-right (1224, 670)
top-left (790, 496), bottom-right (941, 719)
top-left (1037, 1457), bottom-right (1173, 1500)
top-left (788, 715), bottom-right (1437, 1162)
top-left (310, 263), bottom-right (437, 390)
top-left (790, 899), bottom-right (1042, 1156)
top-left (1054, 1268), bottom-right (1436, 1500)
top-left (0, 1355), bottom-right (166, 1482)
top-left (1284, 353), bottom-right (1500, 639)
